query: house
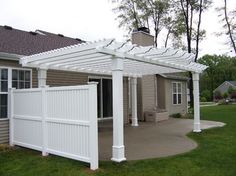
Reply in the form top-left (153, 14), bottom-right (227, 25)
top-left (0, 25), bottom-right (195, 145)
top-left (0, 25), bottom-right (84, 144)
top-left (213, 81), bottom-right (236, 95)
top-left (0, 25), bottom-right (207, 169)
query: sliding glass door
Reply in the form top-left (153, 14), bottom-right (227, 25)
top-left (89, 77), bottom-right (113, 119)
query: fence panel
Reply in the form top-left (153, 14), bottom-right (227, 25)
top-left (9, 84), bottom-right (98, 170)
top-left (11, 89), bottom-right (43, 150)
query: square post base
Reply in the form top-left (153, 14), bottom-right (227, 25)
top-left (111, 145), bottom-right (126, 162)
top-left (193, 123), bottom-right (201, 133)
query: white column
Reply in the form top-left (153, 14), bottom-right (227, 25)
top-left (192, 72), bottom-right (201, 132)
top-left (111, 57), bottom-right (126, 162)
top-left (38, 68), bottom-right (47, 87)
top-left (131, 77), bottom-right (138, 126)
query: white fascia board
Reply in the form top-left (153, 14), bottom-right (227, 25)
top-left (0, 52), bottom-right (24, 61)
top-left (20, 39), bottom-right (115, 65)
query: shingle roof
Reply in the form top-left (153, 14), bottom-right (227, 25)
top-left (228, 81), bottom-right (236, 87)
top-left (0, 25), bottom-right (84, 56)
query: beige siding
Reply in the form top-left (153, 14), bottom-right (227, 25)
top-left (0, 119), bottom-right (9, 144)
top-left (165, 80), bottom-right (188, 115)
top-left (139, 75), bottom-right (156, 120)
top-left (46, 70), bottom-right (88, 87)
top-left (0, 59), bottom-right (21, 67)
top-left (137, 78), bottom-right (143, 120)
top-left (123, 77), bottom-right (129, 124)
top-left (156, 76), bottom-right (166, 109)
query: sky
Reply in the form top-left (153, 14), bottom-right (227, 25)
top-left (0, 0), bottom-right (236, 57)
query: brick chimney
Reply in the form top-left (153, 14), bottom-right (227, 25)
top-left (131, 27), bottom-right (154, 46)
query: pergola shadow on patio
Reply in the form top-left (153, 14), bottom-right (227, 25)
top-left (98, 118), bottom-right (225, 161)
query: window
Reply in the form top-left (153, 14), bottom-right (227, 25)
top-left (0, 68), bottom-right (31, 119)
top-left (12, 69), bottom-right (31, 89)
top-left (0, 69), bottom-right (8, 118)
top-left (172, 82), bottom-right (182, 105)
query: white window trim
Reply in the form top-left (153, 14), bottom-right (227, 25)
top-left (0, 67), bottom-right (32, 119)
top-left (172, 82), bottom-right (182, 105)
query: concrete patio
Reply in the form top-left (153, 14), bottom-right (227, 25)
top-left (98, 118), bottom-right (225, 161)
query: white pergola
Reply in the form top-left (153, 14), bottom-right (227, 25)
top-left (20, 39), bottom-right (207, 162)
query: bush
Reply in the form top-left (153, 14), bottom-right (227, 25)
top-left (188, 108), bottom-right (194, 114)
top-left (214, 90), bottom-right (222, 100)
top-left (231, 92), bottom-right (236, 99)
top-left (200, 97), bottom-right (207, 102)
top-left (227, 86), bottom-right (236, 100)
top-left (171, 113), bottom-right (182, 118)
top-left (223, 92), bottom-right (229, 99)
top-left (201, 90), bottom-right (211, 101)
top-left (228, 86), bottom-right (236, 95)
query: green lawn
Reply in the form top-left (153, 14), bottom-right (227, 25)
top-left (1, 105), bottom-right (236, 176)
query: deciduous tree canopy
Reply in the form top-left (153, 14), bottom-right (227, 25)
top-left (198, 54), bottom-right (236, 100)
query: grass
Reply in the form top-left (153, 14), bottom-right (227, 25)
top-left (1, 105), bottom-right (236, 176)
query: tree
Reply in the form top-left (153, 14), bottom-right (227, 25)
top-left (173, 0), bottom-right (211, 107)
top-left (201, 89), bottom-right (211, 101)
top-left (113, 0), bottom-right (171, 47)
top-left (198, 55), bottom-right (220, 100)
top-left (113, 0), bottom-right (211, 107)
top-left (217, 0), bottom-right (236, 54)
top-left (198, 54), bottom-right (236, 100)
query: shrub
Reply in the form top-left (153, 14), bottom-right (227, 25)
top-left (188, 108), bottom-right (194, 114)
top-left (201, 90), bottom-right (211, 101)
top-left (200, 97), bottom-right (207, 102)
top-left (223, 92), bottom-right (229, 99)
top-left (228, 87), bottom-right (236, 99)
top-left (231, 92), bottom-right (236, 99)
top-left (171, 113), bottom-right (182, 118)
top-left (214, 90), bottom-right (222, 100)
top-left (228, 86), bottom-right (236, 95)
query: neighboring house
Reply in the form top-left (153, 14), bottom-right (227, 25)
top-left (0, 25), bottom-right (188, 144)
top-left (213, 81), bottom-right (236, 99)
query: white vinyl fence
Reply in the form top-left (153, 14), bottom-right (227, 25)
top-left (9, 84), bottom-right (98, 170)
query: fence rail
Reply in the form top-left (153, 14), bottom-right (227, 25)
top-left (9, 84), bottom-right (98, 170)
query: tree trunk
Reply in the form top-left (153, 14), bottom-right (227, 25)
top-left (165, 29), bottom-right (171, 48)
top-left (189, 72), bottom-right (193, 108)
top-left (224, 0), bottom-right (236, 54)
